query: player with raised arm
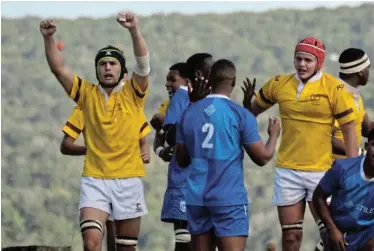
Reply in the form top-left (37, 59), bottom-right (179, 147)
top-left (60, 106), bottom-right (151, 251)
top-left (176, 59), bottom-right (281, 251)
top-left (246, 37), bottom-right (358, 251)
top-left (41, 11), bottom-right (150, 251)
top-left (151, 63), bottom-right (191, 163)
top-left (313, 129), bottom-right (374, 251)
top-left (160, 54), bottom-right (214, 251)
top-left (331, 48), bottom-right (372, 159)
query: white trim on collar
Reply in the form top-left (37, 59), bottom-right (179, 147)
top-left (360, 157), bottom-right (374, 183)
top-left (179, 85), bottom-right (188, 91)
top-left (206, 94), bottom-right (230, 100)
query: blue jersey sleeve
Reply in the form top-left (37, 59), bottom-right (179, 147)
top-left (241, 111), bottom-right (261, 145)
top-left (164, 90), bottom-right (188, 126)
top-left (318, 161), bottom-right (344, 195)
top-left (176, 119), bottom-right (184, 144)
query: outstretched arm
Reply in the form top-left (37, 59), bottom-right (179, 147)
top-left (40, 20), bottom-right (74, 95)
top-left (117, 12), bottom-right (150, 91)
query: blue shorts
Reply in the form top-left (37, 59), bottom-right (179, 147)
top-left (161, 187), bottom-right (187, 223)
top-left (345, 224), bottom-right (374, 251)
top-left (187, 204), bottom-right (250, 237)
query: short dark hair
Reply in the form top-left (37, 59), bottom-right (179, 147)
top-left (169, 62), bottom-right (190, 79)
top-left (369, 129), bottom-right (374, 142)
top-left (186, 53), bottom-right (213, 79)
top-left (210, 59), bottom-right (236, 80)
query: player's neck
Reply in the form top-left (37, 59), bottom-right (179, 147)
top-left (103, 87), bottom-right (114, 96)
top-left (341, 77), bottom-right (359, 89)
top-left (363, 159), bottom-right (374, 179)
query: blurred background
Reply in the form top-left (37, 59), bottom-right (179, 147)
top-left (1, 1), bottom-right (374, 250)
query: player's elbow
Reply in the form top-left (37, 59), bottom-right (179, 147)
top-left (60, 142), bottom-right (69, 155)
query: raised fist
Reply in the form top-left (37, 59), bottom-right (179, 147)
top-left (40, 20), bottom-right (57, 37)
top-left (117, 12), bottom-right (138, 29)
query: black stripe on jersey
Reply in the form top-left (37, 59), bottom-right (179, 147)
top-left (66, 121), bottom-right (81, 135)
top-left (259, 88), bottom-right (274, 105)
top-left (73, 77), bottom-right (82, 103)
top-left (131, 79), bottom-right (146, 99)
top-left (140, 122), bottom-right (149, 133)
top-left (335, 108), bottom-right (353, 119)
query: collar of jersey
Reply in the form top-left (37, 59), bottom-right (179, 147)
top-left (295, 71), bottom-right (322, 84)
top-left (360, 156), bottom-right (374, 182)
top-left (206, 94), bottom-right (230, 100)
top-left (338, 78), bottom-right (360, 96)
top-left (98, 80), bottom-right (125, 97)
top-left (179, 85), bottom-right (188, 91)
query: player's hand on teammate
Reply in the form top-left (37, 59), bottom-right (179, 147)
top-left (160, 146), bottom-right (173, 162)
top-left (117, 12), bottom-right (139, 30)
top-left (150, 113), bottom-right (164, 132)
top-left (327, 227), bottom-right (346, 251)
top-left (268, 117), bottom-right (281, 137)
top-left (241, 77), bottom-right (256, 112)
top-left (188, 76), bottom-right (211, 103)
top-left (40, 20), bottom-right (57, 37)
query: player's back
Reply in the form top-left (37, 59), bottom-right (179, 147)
top-left (329, 156), bottom-right (374, 232)
top-left (180, 94), bottom-right (259, 206)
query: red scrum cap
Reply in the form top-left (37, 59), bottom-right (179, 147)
top-left (295, 37), bottom-right (326, 71)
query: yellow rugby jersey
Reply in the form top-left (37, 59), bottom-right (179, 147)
top-left (139, 112), bottom-right (151, 139)
top-left (256, 72), bottom-right (355, 172)
top-left (62, 107), bottom-right (84, 140)
top-left (158, 98), bottom-right (170, 117)
top-left (333, 81), bottom-right (365, 159)
top-left (67, 73), bottom-right (149, 178)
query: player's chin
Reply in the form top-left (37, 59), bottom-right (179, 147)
top-left (101, 79), bottom-right (117, 86)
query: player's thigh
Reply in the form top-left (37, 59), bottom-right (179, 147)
top-left (272, 168), bottom-right (307, 207)
top-left (210, 205), bottom-right (249, 251)
top-left (110, 177), bottom-right (148, 221)
top-left (192, 228), bottom-right (217, 251)
top-left (79, 177), bottom-right (111, 248)
top-left (217, 236), bottom-right (246, 251)
top-left (106, 218), bottom-right (116, 251)
top-left (277, 200), bottom-right (306, 231)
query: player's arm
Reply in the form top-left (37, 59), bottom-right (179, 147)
top-left (117, 12), bottom-right (150, 91)
top-left (60, 134), bottom-right (86, 156)
top-left (175, 117), bottom-right (191, 168)
top-left (60, 107), bottom-right (86, 155)
top-left (139, 137), bottom-right (150, 164)
top-left (331, 123), bottom-right (346, 155)
top-left (331, 83), bottom-right (358, 158)
top-left (40, 20), bottom-right (75, 95)
top-left (250, 77), bottom-right (278, 117)
top-left (362, 113), bottom-right (374, 138)
top-left (139, 113), bottom-right (152, 164)
top-left (163, 91), bottom-right (186, 147)
top-left (312, 162), bottom-right (346, 250)
top-left (243, 117), bottom-right (281, 166)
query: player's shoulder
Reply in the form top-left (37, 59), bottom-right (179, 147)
top-left (334, 156), bottom-right (363, 173)
top-left (321, 73), bottom-right (344, 89)
top-left (266, 73), bottom-right (295, 85)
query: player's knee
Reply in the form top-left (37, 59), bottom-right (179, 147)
top-left (281, 221), bottom-right (303, 244)
top-left (115, 236), bottom-right (138, 250)
top-left (175, 228), bottom-right (191, 243)
top-left (83, 238), bottom-right (101, 251)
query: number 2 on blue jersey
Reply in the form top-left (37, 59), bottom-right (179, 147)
top-left (202, 123), bottom-right (214, 149)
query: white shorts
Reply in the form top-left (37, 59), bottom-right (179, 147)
top-left (272, 167), bottom-right (326, 206)
top-left (79, 177), bottom-right (148, 220)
